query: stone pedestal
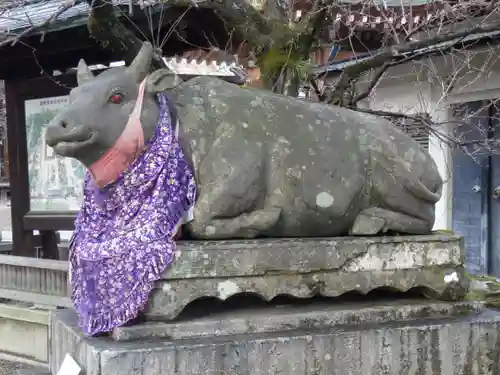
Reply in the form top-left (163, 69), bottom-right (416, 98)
top-left (147, 234), bottom-right (468, 320)
top-left (50, 234), bottom-right (474, 375)
top-left (51, 301), bottom-right (500, 375)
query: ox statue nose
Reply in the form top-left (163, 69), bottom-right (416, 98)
top-left (45, 116), bottom-right (76, 147)
top-left (45, 124), bottom-right (60, 147)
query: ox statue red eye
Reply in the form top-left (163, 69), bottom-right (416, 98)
top-left (110, 93), bottom-right (123, 104)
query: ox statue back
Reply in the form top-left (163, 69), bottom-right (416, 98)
top-left (45, 42), bottom-right (443, 239)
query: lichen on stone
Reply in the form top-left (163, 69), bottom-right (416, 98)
top-left (465, 272), bottom-right (500, 308)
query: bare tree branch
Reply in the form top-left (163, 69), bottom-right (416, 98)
top-left (350, 106), bottom-right (458, 146)
top-left (0, 0), bottom-right (81, 48)
top-left (326, 14), bottom-right (500, 105)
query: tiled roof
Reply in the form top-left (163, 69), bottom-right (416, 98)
top-left (313, 28), bottom-right (500, 74)
top-left (0, 0), bottom-right (206, 35)
top-left (0, 0), bottom-right (89, 34)
top-left (292, 0), bottom-right (433, 10)
top-left (338, 0), bottom-right (433, 5)
top-left (293, 0), bottom-right (496, 34)
top-left (0, 0), bottom-right (32, 11)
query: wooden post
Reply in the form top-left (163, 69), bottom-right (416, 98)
top-left (5, 80), bottom-right (34, 257)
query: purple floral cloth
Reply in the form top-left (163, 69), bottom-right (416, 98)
top-left (69, 93), bottom-right (196, 336)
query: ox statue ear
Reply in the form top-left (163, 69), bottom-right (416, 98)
top-left (145, 69), bottom-right (183, 94)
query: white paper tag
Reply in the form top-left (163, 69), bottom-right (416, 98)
top-left (57, 353), bottom-right (81, 375)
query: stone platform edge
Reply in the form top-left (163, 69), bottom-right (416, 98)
top-left (51, 300), bottom-right (500, 375)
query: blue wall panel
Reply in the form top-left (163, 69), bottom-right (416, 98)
top-left (452, 101), bottom-right (490, 275)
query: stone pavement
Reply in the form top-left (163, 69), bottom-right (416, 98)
top-left (0, 360), bottom-right (49, 375)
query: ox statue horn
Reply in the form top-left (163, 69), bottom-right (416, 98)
top-left (76, 59), bottom-right (95, 86)
top-left (127, 41), bottom-right (154, 82)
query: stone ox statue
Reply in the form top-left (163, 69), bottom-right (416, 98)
top-left (45, 42), bottom-right (443, 239)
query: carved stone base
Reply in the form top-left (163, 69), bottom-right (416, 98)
top-left (145, 234), bottom-right (469, 319)
top-left (51, 301), bottom-right (500, 375)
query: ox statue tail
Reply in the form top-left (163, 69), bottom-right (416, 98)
top-left (405, 175), bottom-right (443, 204)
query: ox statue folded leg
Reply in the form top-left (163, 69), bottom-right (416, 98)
top-left (44, 41), bottom-right (444, 336)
